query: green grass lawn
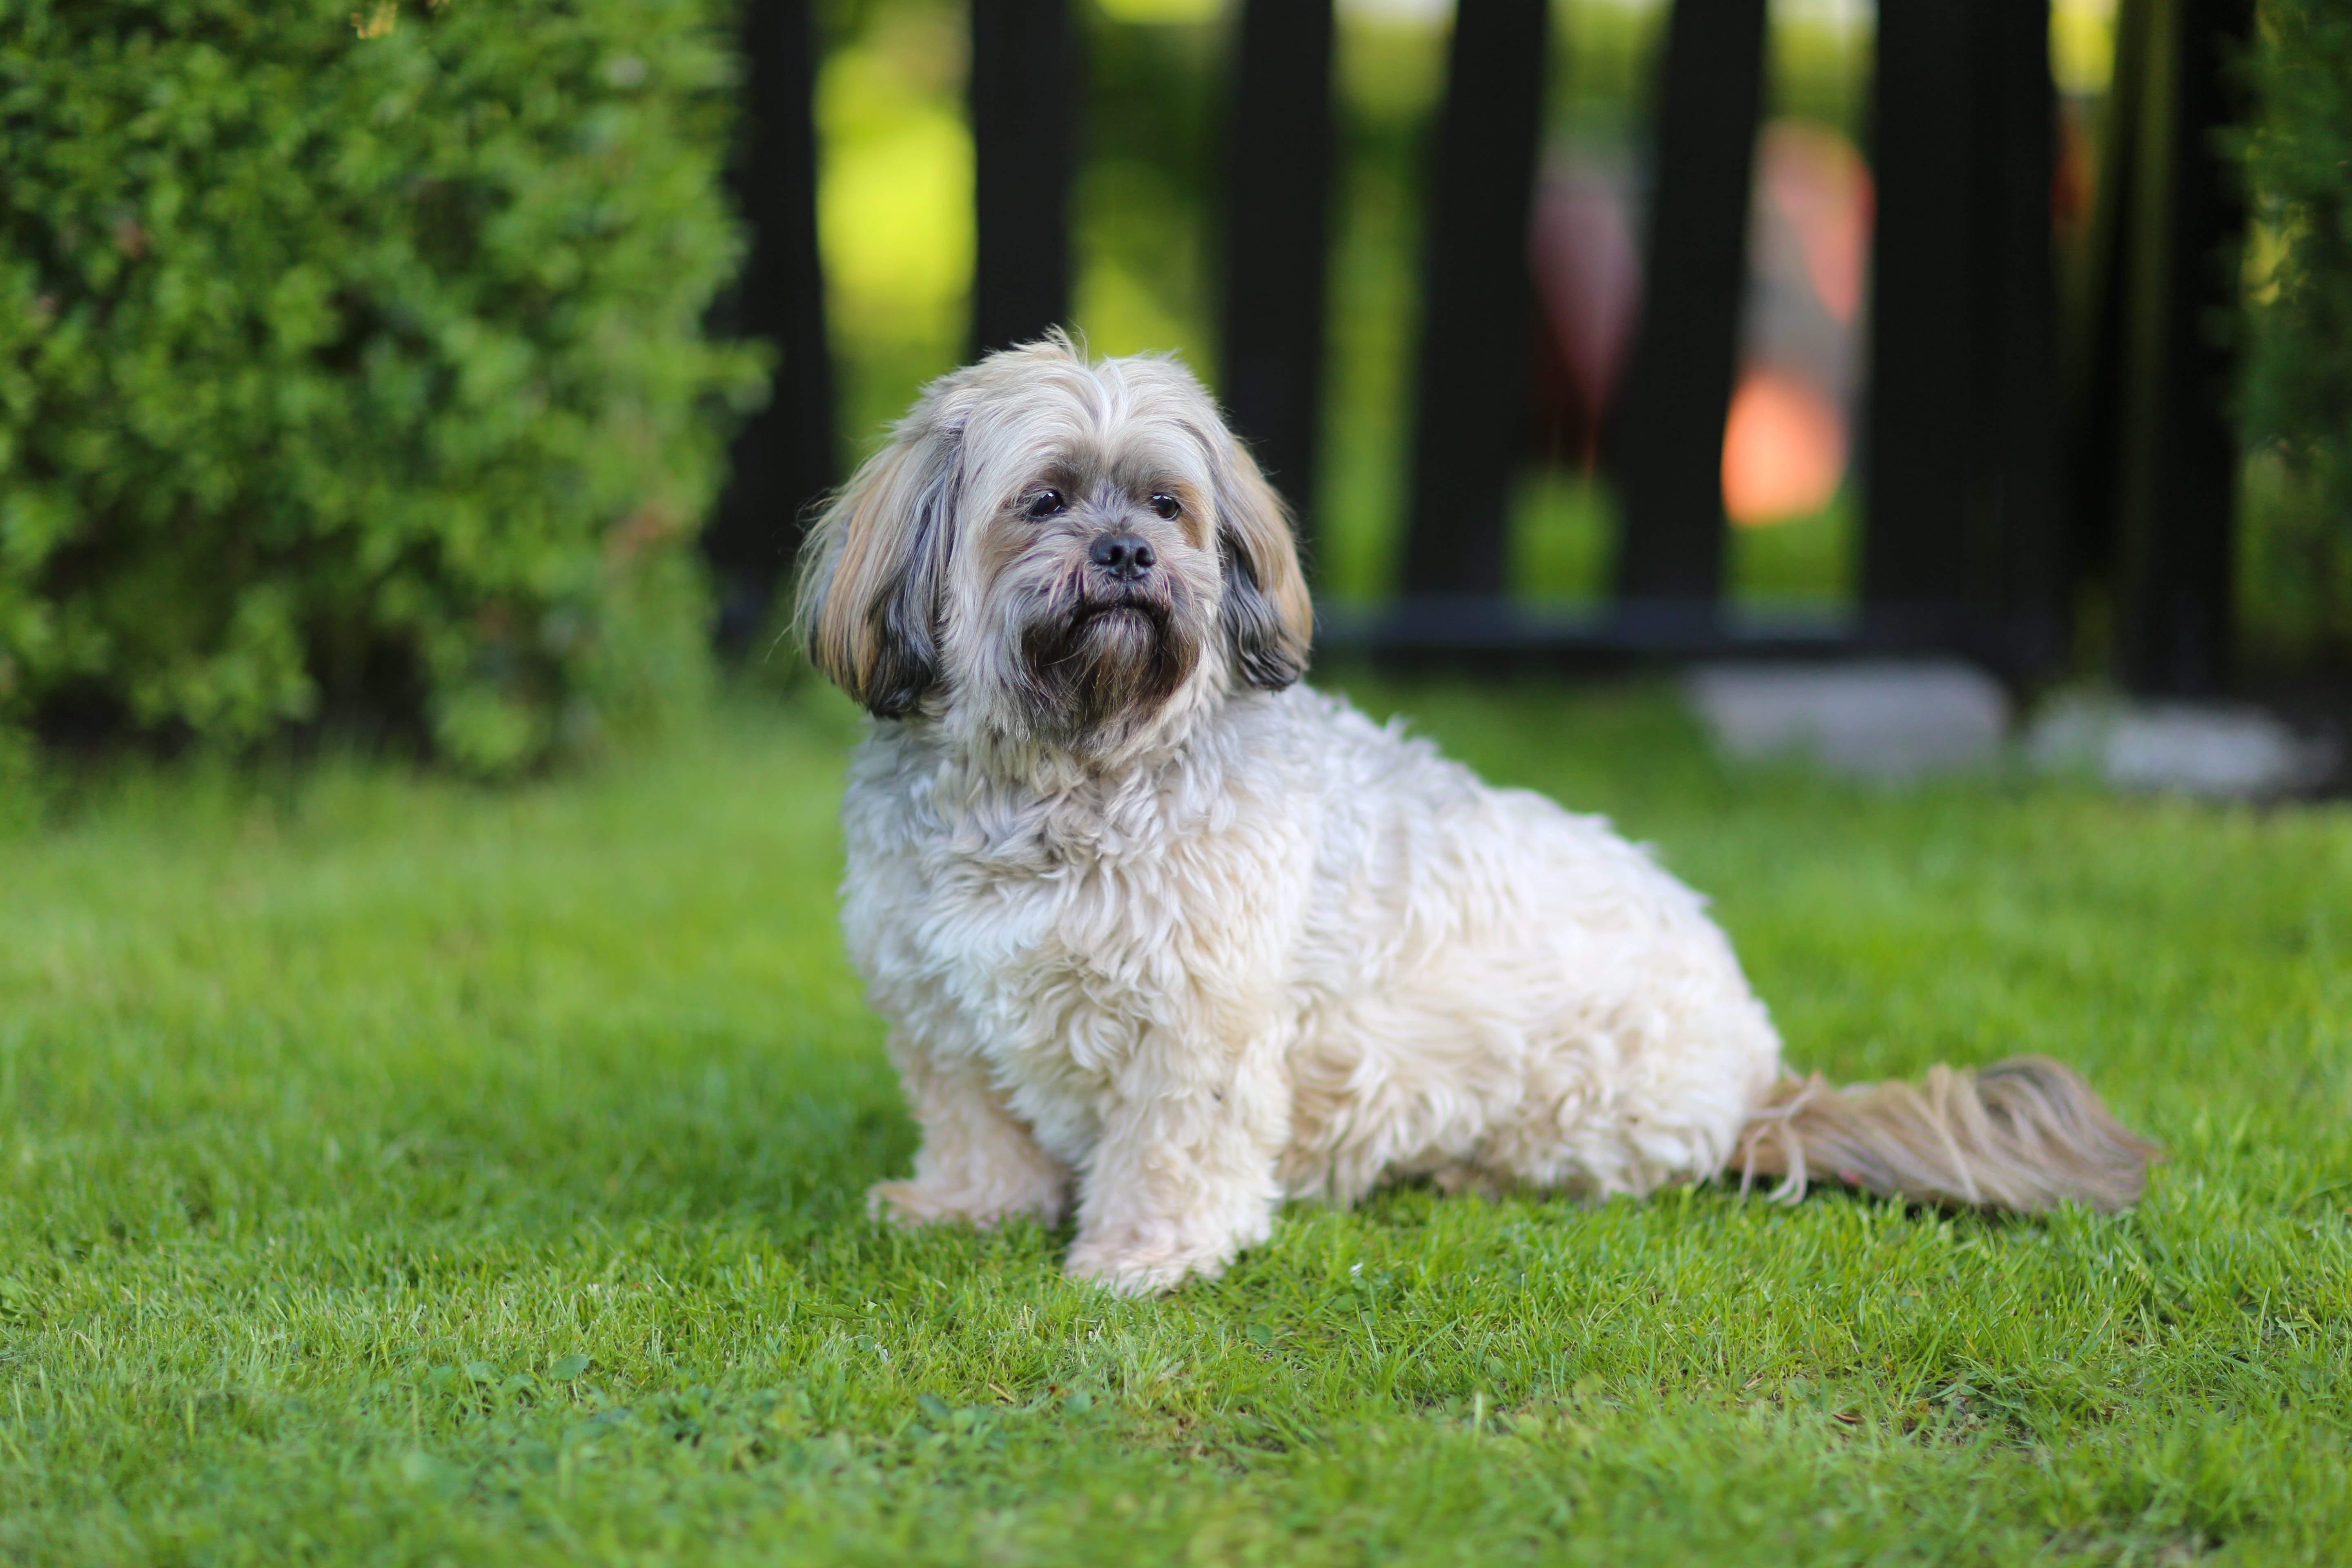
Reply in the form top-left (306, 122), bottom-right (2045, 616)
top-left (4, 678), bottom-right (2349, 1566)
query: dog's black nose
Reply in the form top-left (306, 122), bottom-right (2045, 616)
top-left (1088, 533), bottom-right (1156, 580)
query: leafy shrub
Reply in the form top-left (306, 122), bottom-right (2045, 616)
top-left (0, 0), bottom-right (761, 771)
top-left (2238, 0), bottom-right (2352, 664)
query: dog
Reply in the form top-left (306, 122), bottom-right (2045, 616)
top-left (794, 334), bottom-right (2158, 1296)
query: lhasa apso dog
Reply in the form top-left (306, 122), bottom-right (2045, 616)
top-left (796, 335), bottom-right (2156, 1295)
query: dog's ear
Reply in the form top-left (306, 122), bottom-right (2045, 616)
top-left (795, 419), bottom-right (961, 717)
top-left (1209, 435), bottom-right (1314, 691)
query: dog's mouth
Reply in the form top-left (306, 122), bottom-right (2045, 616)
top-left (1069, 588), bottom-right (1170, 632)
top-left (1020, 581), bottom-right (1196, 735)
top-left (1054, 590), bottom-right (1176, 670)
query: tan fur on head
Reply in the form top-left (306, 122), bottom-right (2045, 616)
top-left (1734, 1055), bottom-right (2161, 1214)
top-left (793, 333), bottom-right (1312, 755)
top-left (794, 420), bottom-right (961, 717)
top-left (1202, 431), bottom-right (1313, 691)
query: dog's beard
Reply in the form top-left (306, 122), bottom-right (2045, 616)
top-left (1016, 576), bottom-right (1200, 739)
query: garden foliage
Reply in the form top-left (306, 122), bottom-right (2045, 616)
top-left (2239, 0), bottom-right (2352, 661)
top-left (0, 0), bottom-right (761, 771)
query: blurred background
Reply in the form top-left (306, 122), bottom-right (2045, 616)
top-left (1, 0), bottom-right (2345, 778)
top-left (751, 0), bottom-right (2261, 615)
top-left (800, 0), bottom-right (1897, 601)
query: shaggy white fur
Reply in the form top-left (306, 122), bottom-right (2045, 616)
top-left (796, 336), bottom-right (2152, 1296)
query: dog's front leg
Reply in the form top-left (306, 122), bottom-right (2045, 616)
top-left (868, 1034), bottom-right (1071, 1229)
top-left (1064, 1030), bottom-right (1289, 1295)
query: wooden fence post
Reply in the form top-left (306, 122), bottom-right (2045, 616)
top-left (2107, 0), bottom-right (2251, 694)
top-left (1864, 0), bottom-right (1986, 643)
top-left (1864, 0), bottom-right (2066, 668)
top-left (971, 0), bottom-right (1080, 355)
top-left (1398, 0), bottom-right (1550, 601)
top-left (1219, 0), bottom-right (1336, 555)
top-left (1987, 0), bottom-right (2066, 675)
top-left (706, 0), bottom-right (837, 649)
top-left (1609, 0), bottom-right (1768, 624)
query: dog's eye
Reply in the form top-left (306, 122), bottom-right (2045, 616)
top-left (1149, 493), bottom-right (1181, 520)
top-left (1022, 489), bottom-right (1067, 520)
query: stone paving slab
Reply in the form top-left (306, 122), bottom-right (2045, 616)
top-left (2022, 695), bottom-right (2339, 800)
top-left (1683, 662), bottom-right (2340, 798)
top-left (1683, 660), bottom-right (2011, 780)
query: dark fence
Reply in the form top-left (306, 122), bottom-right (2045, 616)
top-left (710, 0), bottom-right (2250, 692)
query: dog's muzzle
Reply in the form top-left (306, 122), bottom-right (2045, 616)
top-left (1020, 561), bottom-right (1195, 733)
top-left (1069, 584), bottom-right (1172, 633)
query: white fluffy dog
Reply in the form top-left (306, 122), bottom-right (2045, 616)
top-left (795, 336), bottom-right (2156, 1296)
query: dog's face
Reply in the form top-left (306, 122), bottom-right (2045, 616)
top-left (797, 339), bottom-right (1312, 761)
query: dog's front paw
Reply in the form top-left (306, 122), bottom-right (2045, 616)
top-left (1063, 1235), bottom-right (1229, 1296)
top-left (867, 1180), bottom-right (953, 1227)
top-left (867, 1178), bottom-right (1062, 1229)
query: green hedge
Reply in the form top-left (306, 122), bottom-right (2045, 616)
top-left (0, 0), bottom-right (761, 772)
top-left (2239, 0), bottom-right (2352, 663)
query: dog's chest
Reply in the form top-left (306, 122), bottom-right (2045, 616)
top-left (842, 744), bottom-right (1302, 1090)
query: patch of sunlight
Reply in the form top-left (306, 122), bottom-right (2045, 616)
top-left (817, 35), bottom-right (973, 345)
top-left (2051, 0), bottom-right (2115, 96)
top-left (2244, 217), bottom-right (2290, 306)
top-left (1074, 259), bottom-right (1205, 367)
top-left (1512, 469), bottom-right (1615, 602)
top-left (1339, 0), bottom-right (1452, 24)
top-left (1336, 14), bottom-right (1452, 121)
top-left (1773, 0), bottom-right (1866, 23)
top-left (1730, 491), bottom-right (1854, 606)
top-left (1097, 0), bottom-right (1224, 24)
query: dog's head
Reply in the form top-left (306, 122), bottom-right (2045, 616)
top-left (795, 336), bottom-right (1312, 761)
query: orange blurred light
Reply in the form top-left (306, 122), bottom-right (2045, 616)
top-left (1721, 370), bottom-right (1846, 526)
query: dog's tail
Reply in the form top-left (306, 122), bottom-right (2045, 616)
top-left (1732, 1056), bottom-right (2160, 1214)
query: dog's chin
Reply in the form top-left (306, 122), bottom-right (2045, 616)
top-left (1020, 597), bottom-right (1199, 742)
